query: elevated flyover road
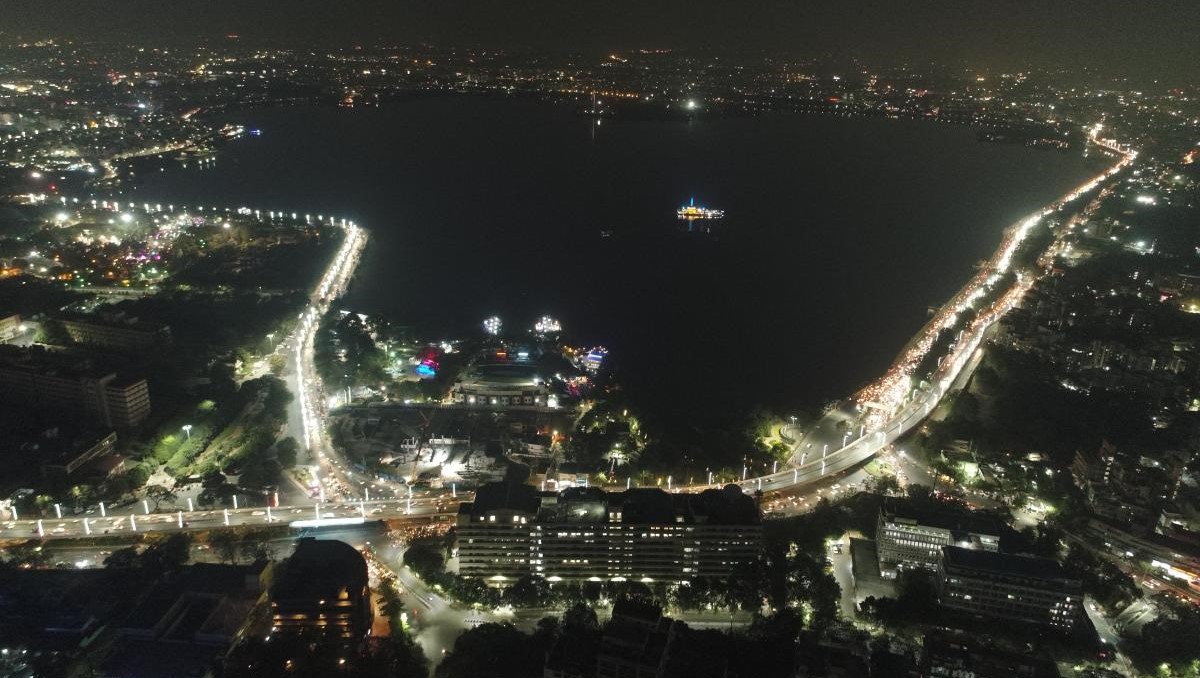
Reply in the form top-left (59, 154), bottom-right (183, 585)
top-left (729, 131), bottom-right (1135, 496)
top-left (0, 497), bottom-right (461, 542)
top-left (730, 315), bottom-right (991, 495)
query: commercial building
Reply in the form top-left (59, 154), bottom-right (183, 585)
top-left (0, 313), bottom-right (19, 342)
top-left (876, 499), bottom-right (1002, 576)
top-left (58, 312), bottom-right (171, 352)
top-left (104, 562), bottom-right (268, 678)
top-left (457, 483), bottom-right (762, 585)
top-left (451, 362), bottom-right (553, 408)
top-left (120, 561), bottom-right (267, 645)
top-left (269, 538), bottom-right (372, 644)
top-left (0, 348), bottom-right (151, 428)
top-left (921, 631), bottom-right (1059, 678)
top-left (936, 546), bottom-right (1082, 631)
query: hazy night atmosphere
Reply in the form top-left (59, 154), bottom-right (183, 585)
top-left (0, 2), bottom-right (1198, 677)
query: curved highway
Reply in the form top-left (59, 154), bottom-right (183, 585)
top-left (0, 134), bottom-right (1135, 541)
top-left (731, 131), bottom-right (1135, 495)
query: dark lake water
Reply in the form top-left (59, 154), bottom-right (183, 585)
top-left (134, 96), bottom-right (1099, 428)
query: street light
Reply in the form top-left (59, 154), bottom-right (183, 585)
top-left (182, 424), bottom-right (193, 440)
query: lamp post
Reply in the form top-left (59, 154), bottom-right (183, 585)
top-left (182, 424), bottom-right (193, 440)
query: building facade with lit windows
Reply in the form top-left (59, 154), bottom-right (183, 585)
top-left (450, 362), bottom-right (553, 409)
top-left (876, 499), bottom-right (1002, 577)
top-left (0, 348), bottom-right (151, 428)
top-left (456, 483), bottom-right (762, 585)
top-left (269, 538), bottom-right (373, 645)
top-left (0, 313), bottom-right (20, 342)
top-left (936, 546), bottom-right (1082, 631)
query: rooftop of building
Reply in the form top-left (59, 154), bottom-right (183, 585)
top-left (0, 569), bottom-right (111, 646)
top-left (600, 603), bottom-right (674, 669)
top-left (922, 631), bottom-right (1059, 677)
top-left (99, 638), bottom-right (227, 678)
top-left (0, 344), bottom-right (116, 380)
top-left (611, 597), bottom-right (664, 626)
top-left (123, 561), bottom-right (267, 632)
top-left (24, 427), bottom-right (116, 460)
top-left (462, 482), bottom-right (760, 525)
top-left (940, 546), bottom-right (1078, 584)
top-left (468, 481), bottom-right (541, 516)
top-left (880, 497), bottom-right (1004, 537)
top-left (458, 362), bottom-right (543, 388)
top-left (57, 310), bottom-right (169, 333)
top-left (270, 538), bottom-right (367, 603)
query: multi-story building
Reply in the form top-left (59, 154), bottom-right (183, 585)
top-left (921, 631), bottom-right (1059, 678)
top-left (38, 430), bottom-right (119, 476)
top-left (0, 313), bottom-right (20, 342)
top-left (101, 375), bottom-right (152, 429)
top-left (451, 362), bottom-right (553, 409)
top-left (876, 499), bottom-right (1002, 576)
top-left (458, 483), bottom-right (762, 585)
top-left (594, 599), bottom-right (677, 678)
top-left (269, 539), bottom-right (372, 645)
top-left (0, 350), bottom-right (151, 428)
top-left (58, 312), bottom-right (171, 352)
top-left (1072, 441), bottom-right (1189, 533)
top-left (936, 546), bottom-right (1082, 631)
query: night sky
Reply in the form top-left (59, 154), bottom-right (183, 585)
top-left (5, 0), bottom-right (1199, 83)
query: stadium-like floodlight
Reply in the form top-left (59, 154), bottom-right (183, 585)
top-left (534, 316), bottom-right (561, 335)
top-left (483, 316), bottom-right (502, 336)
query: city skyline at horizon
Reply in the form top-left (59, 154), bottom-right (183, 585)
top-left (2, 1), bottom-right (1199, 85)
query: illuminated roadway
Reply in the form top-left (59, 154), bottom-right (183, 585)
top-left (0, 131), bottom-right (1136, 542)
top-left (0, 498), bottom-right (464, 541)
top-left (718, 129), bottom-right (1136, 496)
